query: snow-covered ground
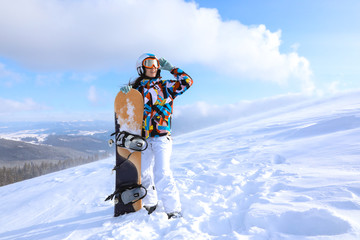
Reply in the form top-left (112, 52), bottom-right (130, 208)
top-left (1, 91), bottom-right (360, 240)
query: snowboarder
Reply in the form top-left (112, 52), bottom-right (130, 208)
top-left (120, 53), bottom-right (193, 219)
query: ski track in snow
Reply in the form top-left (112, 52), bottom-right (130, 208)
top-left (1, 91), bottom-right (360, 239)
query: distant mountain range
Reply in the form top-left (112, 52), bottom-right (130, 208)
top-left (0, 121), bottom-right (113, 166)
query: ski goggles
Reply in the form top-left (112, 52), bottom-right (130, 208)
top-left (142, 58), bottom-right (160, 69)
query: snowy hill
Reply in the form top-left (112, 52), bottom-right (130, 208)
top-left (1, 91), bottom-right (360, 240)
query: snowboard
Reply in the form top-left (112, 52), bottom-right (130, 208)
top-left (108, 89), bottom-right (145, 217)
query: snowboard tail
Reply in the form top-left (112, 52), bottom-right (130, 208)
top-left (113, 146), bottom-right (143, 216)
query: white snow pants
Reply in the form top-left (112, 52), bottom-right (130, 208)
top-left (141, 136), bottom-right (181, 213)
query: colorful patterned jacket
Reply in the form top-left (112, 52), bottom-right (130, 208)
top-left (135, 68), bottom-right (193, 139)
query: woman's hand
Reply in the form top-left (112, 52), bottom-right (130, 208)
top-left (159, 58), bottom-right (174, 71)
top-left (120, 85), bottom-right (132, 94)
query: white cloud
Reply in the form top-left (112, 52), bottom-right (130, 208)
top-left (88, 85), bottom-right (98, 104)
top-left (35, 73), bottom-right (63, 86)
top-left (291, 43), bottom-right (300, 52)
top-left (70, 73), bottom-right (97, 83)
top-left (0, 63), bottom-right (23, 87)
top-left (0, 97), bottom-right (48, 112)
top-left (0, 0), bottom-right (313, 92)
top-left (34, 73), bottom-right (97, 86)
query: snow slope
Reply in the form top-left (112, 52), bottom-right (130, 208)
top-left (1, 91), bottom-right (360, 240)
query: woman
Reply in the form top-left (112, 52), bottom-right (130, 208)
top-left (120, 53), bottom-right (193, 219)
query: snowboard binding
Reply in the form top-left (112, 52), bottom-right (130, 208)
top-left (105, 184), bottom-right (147, 205)
top-left (109, 130), bottom-right (148, 152)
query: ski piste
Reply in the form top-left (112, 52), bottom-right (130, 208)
top-left (105, 89), bottom-right (147, 217)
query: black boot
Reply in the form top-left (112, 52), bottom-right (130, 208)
top-left (144, 204), bottom-right (157, 215)
top-left (167, 211), bottom-right (182, 219)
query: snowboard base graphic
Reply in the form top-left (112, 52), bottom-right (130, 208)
top-left (111, 89), bottom-right (145, 217)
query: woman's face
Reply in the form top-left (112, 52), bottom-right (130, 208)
top-left (145, 66), bottom-right (158, 78)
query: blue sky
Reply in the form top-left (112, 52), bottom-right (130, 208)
top-left (0, 0), bottom-right (359, 122)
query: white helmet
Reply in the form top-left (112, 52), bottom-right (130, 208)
top-left (136, 53), bottom-right (160, 77)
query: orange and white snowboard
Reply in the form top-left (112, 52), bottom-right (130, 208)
top-left (113, 89), bottom-right (144, 216)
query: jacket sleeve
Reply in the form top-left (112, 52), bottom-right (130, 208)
top-left (166, 68), bottom-right (193, 99)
